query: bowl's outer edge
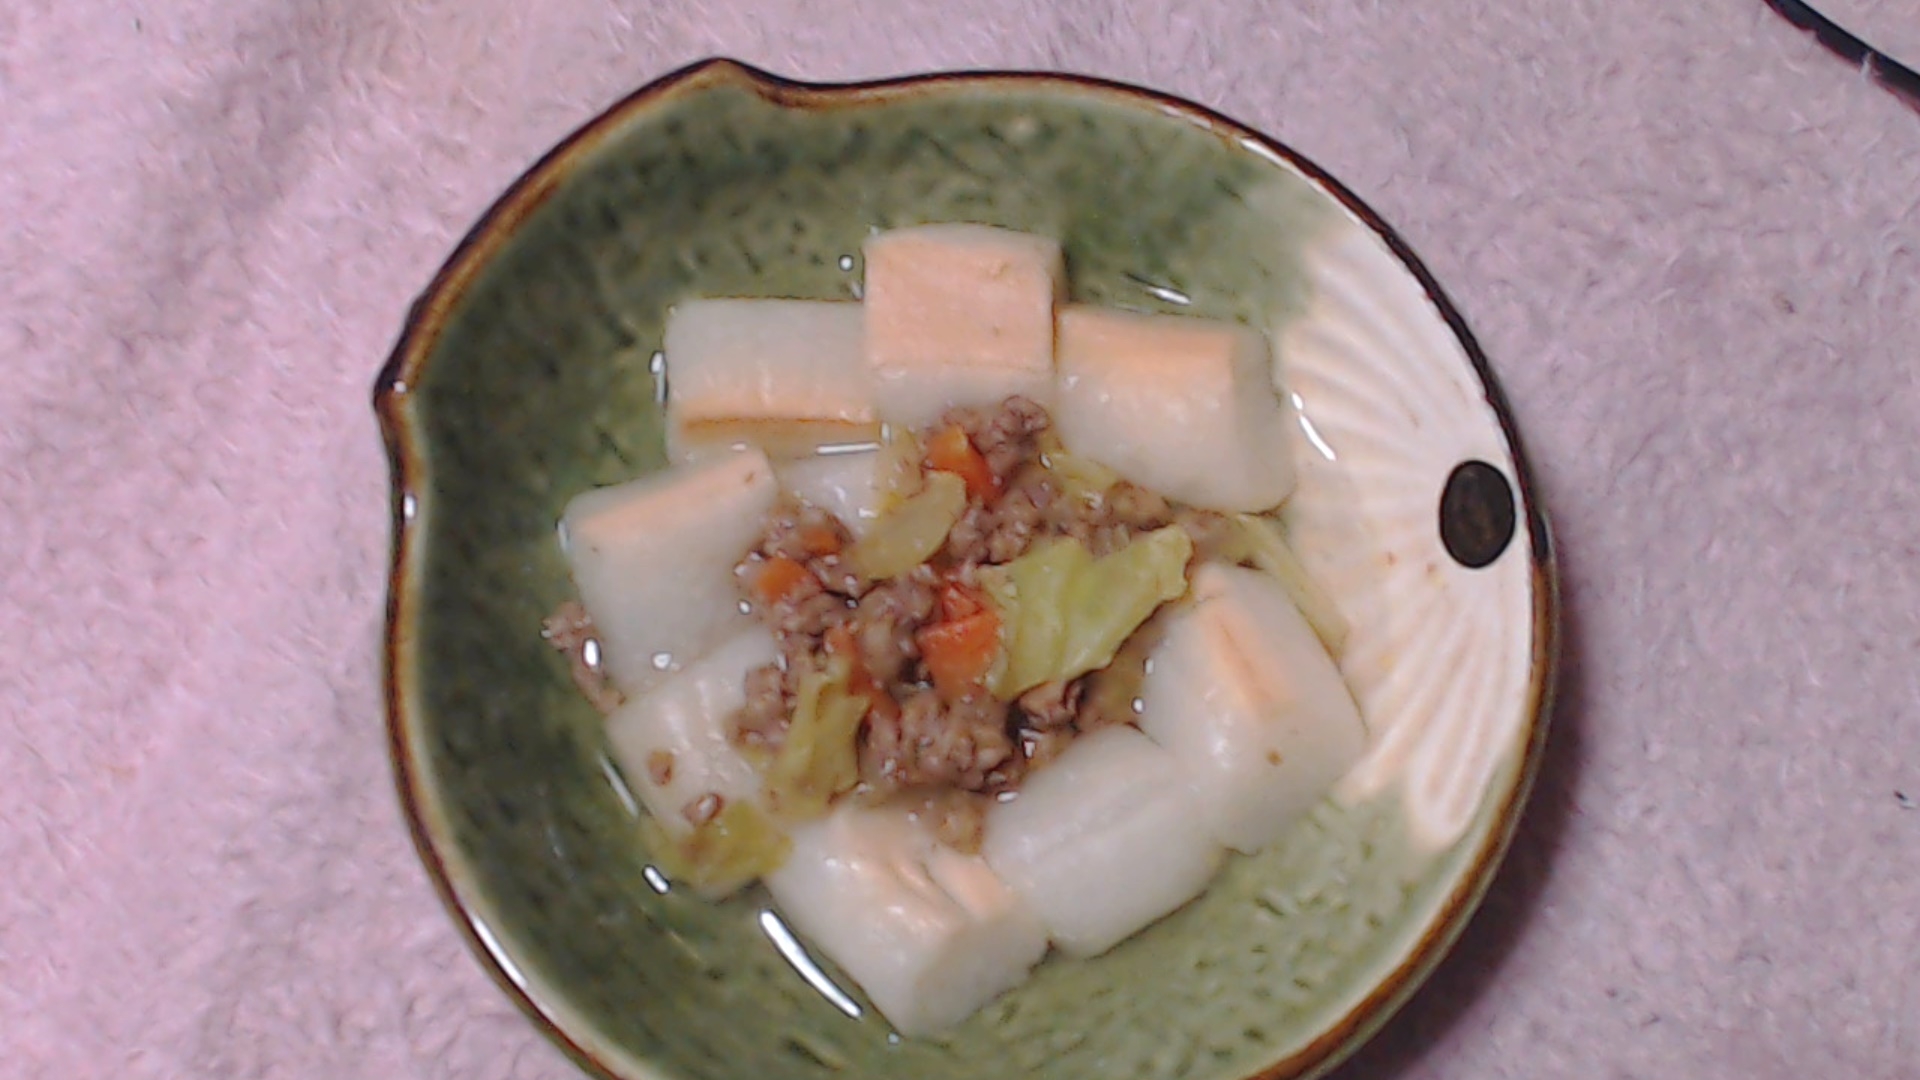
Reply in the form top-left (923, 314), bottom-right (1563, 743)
top-left (373, 54), bottom-right (1562, 1080)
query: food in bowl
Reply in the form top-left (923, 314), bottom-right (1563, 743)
top-left (545, 222), bottom-right (1368, 1036)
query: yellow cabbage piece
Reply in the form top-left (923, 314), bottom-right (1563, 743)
top-left (641, 801), bottom-right (792, 900)
top-left (981, 525), bottom-right (1194, 699)
top-left (760, 655), bottom-right (868, 820)
top-left (1037, 435), bottom-right (1120, 504)
top-left (873, 424), bottom-right (926, 511)
top-left (846, 471), bottom-right (967, 579)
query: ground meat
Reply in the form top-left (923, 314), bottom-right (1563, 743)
top-left (848, 574), bottom-right (938, 683)
top-left (743, 562), bottom-right (854, 638)
top-left (986, 523), bottom-right (1038, 565)
top-left (942, 395), bottom-right (1051, 486)
top-left (1032, 479), bottom-right (1151, 556)
top-left (862, 689), bottom-right (1015, 792)
top-left (985, 468), bottom-right (1054, 562)
top-left (739, 497), bottom-right (866, 626)
top-left (731, 662), bottom-right (791, 751)
top-left (541, 600), bottom-right (625, 715)
top-left (1107, 482), bottom-right (1174, 530)
top-left (918, 400), bottom-right (1192, 573)
top-left (756, 497), bottom-right (853, 563)
top-left (942, 503), bottom-right (994, 566)
top-left (1016, 679), bottom-right (1083, 730)
top-left (807, 551), bottom-right (866, 598)
top-left (944, 463), bottom-right (1057, 567)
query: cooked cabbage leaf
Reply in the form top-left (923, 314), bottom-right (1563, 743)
top-left (761, 655), bottom-right (868, 820)
top-left (1038, 438), bottom-right (1120, 504)
top-left (846, 471), bottom-right (967, 579)
top-left (873, 424), bottom-right (927, 511)
top-left (641, 801), bottom-right (792, 899)
top-left (982, 525), bottom-right (1194, 699)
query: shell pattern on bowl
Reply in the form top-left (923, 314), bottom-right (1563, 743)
top-left (376, 58), bottom-right (1557, 1080)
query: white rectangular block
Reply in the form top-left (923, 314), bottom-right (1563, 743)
top-left (767, 805), bottom-right (1050, 1036)
top-left (1139, 564), bottom-right (1366, 854)
top-left (982, 725), bottom-right (1221, 958)
top-left (773, 449), bottom-right (881, 538)
top-left (605, 628), bottom-right (778, 834)
top-left (863, 224), bottom-right (1064, 426)
top-left (664, 299), bottom-right (878, 463)
top-left (1054, 306), bottom-right (1296, 512)
top-left (560, 449), bottom-right (776, 695)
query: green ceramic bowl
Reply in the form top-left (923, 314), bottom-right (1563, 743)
top-left (377, 59), bottom-right (1556, 1080)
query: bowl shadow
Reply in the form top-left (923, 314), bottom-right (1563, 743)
top-left (1325, 530), bottom-right (1591, 1080)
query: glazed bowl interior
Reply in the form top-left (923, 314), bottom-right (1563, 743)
top-left (379, 59), bottom-right (1554, 1080)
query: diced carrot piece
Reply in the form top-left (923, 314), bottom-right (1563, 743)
top-left (752, 556), bottom-right (812, 605)
top-left (798, 523), bottom-right (843, 556)
top-left (916, 608), bottom-right (1002, 699)
top-left (925, 424), bottom-right (1001, 502)
top-left (938, 582), bottom-right (987, 621)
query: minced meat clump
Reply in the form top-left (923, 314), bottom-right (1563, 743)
top-left (724, 396), bottom-right (1228, 845)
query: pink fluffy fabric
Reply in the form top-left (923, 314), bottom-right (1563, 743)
top-left (3, 1), bottom-right (1917, 1077)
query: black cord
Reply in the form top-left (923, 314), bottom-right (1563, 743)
top-left (1764, 0), bottom-right (1920, 110)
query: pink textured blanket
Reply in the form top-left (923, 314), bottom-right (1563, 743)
top-left (4, 2), bottom-right (1917, 1077)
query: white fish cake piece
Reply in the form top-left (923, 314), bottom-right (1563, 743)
top-left (559, 449), bottom-right (776, 695)
top-left (774, 450), bottom-right (881, 538)
top-left (664, 299), bottom-right (878, 463)
top-left (604, 628), bottom-right (777, 834)
top-left (1054, 306), bottom-right (1296, 512)
top-left (1139, 564), bottom-right (1366, 854)
top-left (982, 725), bottom-right (1221, 958)
top-left (863, 224), bottom-right (1064, 427)
top-left (767, 805), bottom-right (1050, 1037)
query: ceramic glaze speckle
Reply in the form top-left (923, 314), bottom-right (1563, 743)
top-left (377, 59), bottom-right (1555, 1080)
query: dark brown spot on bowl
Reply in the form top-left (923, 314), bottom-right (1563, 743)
top-left (1439, 460), bottom-right (1516, 569)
